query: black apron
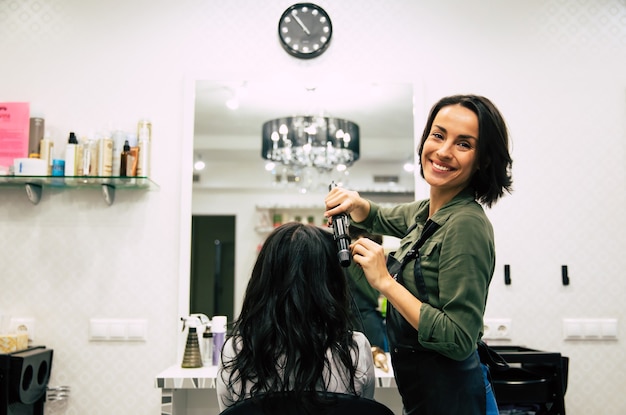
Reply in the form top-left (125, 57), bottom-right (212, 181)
top-left (386, 220), bottom-right (486, 415)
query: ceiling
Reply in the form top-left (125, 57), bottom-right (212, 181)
top-left (193, 79), bottom-right (417, 164)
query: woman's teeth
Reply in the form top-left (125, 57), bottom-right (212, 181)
top-left (433, 161), bottom-right (451, 171)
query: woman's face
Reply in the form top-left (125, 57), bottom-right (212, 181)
top-left (421, 104), bottom-right (479, 198)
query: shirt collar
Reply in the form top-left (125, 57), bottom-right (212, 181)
top-left (416, 187), bottom-right (476, 226)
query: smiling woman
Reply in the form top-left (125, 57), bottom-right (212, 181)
top-left (323, 94), bottom-right (513, 415)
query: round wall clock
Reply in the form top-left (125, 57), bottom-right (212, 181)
top-left (278, 3), bottom-right (333, 59)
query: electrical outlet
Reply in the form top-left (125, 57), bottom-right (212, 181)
top-left (9, 317), bottom-right (36, 343)
top-left (495, 319), bottom-right (512, 339)
top-left (483, 318), bottom-right (512, 340)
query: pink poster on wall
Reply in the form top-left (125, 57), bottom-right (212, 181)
top-left (0, 102), bottom-right (30, 170)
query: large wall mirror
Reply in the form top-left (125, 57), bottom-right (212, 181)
top-left (179, 78), bottom-right (419, 327)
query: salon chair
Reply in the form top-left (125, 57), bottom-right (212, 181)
top-left (218, 392), bottom-right (395, 415)
top-left (490, 346), bottom-right (569, 415)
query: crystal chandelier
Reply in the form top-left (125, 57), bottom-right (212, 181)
top-left (261, 116), bottom-right (360, 172)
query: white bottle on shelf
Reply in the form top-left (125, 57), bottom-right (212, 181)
top-left (202, 327), bottom-right (213, 366)
top-left (111, 129), bottom-right (126, 177)
top-left (64, 132), bottom-right (79, 176)
top-left (136, 119), bottom-right (151, 177)
top-left (97, 134), bottom-right (113, 177)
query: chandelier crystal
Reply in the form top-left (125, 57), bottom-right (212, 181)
top-left (262, 116), bottom-right (360, 172)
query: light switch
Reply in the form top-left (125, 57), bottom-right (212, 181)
top-left (90, 320), bottom-right (109, 340)
top-left (584, 320), bottom-right (602, 338)
top-left (109, 323), bottom-right (127, 339)
top-left (563, 319), bottom-right (583, 339)
top-left (89, 318), bottom-right (147, 342)
top-left (563, 318), bottom-right (619, 340)
top-left (601, 318), bottom-right (618, 338)
top-left (127, 320), bottom-right (147, 341)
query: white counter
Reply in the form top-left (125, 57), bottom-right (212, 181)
top-left (155, 355), bottom-right (403, 415)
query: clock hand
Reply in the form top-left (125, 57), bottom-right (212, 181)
top-left (291, 12), bottom-right (310, 35)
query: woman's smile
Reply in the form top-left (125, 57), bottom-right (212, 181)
top-left (421, 104), bottom-right (479, 203)
top-left (430, 160), bottom-right (454, 172)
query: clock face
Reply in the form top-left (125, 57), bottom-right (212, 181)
top-left (278, 3), bottom-right (332, 59)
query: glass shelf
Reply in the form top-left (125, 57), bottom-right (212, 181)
top-left (0, 175), bottom-right (159, 205)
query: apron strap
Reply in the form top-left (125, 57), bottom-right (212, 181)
top-left (395, 219), bottom-right (440, 302)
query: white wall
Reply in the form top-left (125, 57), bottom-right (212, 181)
top-left (1, 0), bottom-right (625, 414)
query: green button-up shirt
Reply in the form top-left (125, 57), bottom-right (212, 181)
top-left (355, 188), bottom-right (495, 361)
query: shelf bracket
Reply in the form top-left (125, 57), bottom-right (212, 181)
top-left (101, 184), bottom-right (115, 205)
top-left (24, 183), bottom-right (42, 205)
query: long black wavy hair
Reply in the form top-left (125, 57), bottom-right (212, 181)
top-left (418, 94), bottom-right (513, 207)
top-left (221, 222), bottom-right (359, 408)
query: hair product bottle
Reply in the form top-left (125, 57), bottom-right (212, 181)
top-left (81, 136), bottom-right (92, 176)
top-left (75, 137), bottom-right (84, 176)
top-left (28, 117), bottom-right (45, 157)
top-left (39, 132), bottom-right (54, 175)
top-left (136, 119), bottom-right (151, 177)
top-left (111, 130), bottom-right (125, 177)
top-left (87, 137), bottom-right (98, 177)
top-left (202, 326), bottom-right (213, 366)
top-left (64, 132), bottom-right (79, 176)
top-left (129, 147), bottom-right (139, 176)
top-left (120, 140), bottom-right (132, 176)
top-left (97, 135), bottom-right (113, 177)
top-left (211, 316), bottom-right (227, 366)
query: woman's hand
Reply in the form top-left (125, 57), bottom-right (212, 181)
top-left (352, 237), bottom-right (424, 331)
top-left (350, 237), bottom-right (394, 293)
top-left (324, 187), bottom-right (370, 223)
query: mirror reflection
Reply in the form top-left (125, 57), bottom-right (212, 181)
top-left (193, 80), bottom-right (415, 194)
top-left (189, 79), bottom-right (416, 324)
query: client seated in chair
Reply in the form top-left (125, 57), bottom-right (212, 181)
top-left (216, 222), bottom-right (376, 413)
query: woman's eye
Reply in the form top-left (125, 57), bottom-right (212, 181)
top-left (458, 141), bottom-right (472, 149)
top-left (430, 132), bottom-right (444, 140)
